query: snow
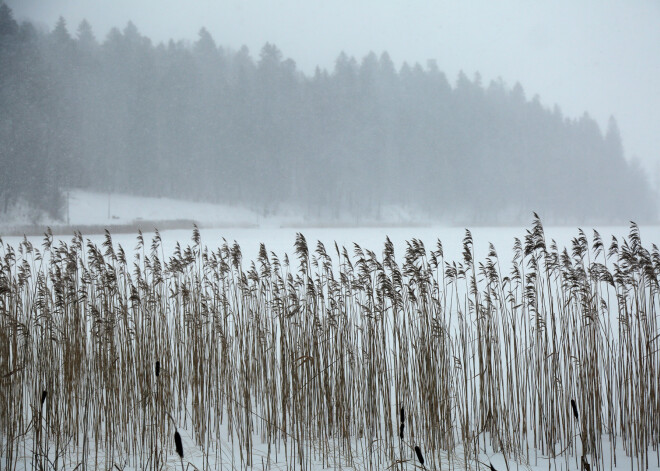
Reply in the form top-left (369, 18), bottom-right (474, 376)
top-left (3, 190), bottom-right (659, 265)
top-left (9, 429), bottom-right (657, 470)
top-left (66, 189), bottom-right (262, 227)
top-left (0, 189), bottom-right (430, 231)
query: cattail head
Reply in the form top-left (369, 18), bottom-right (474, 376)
top-left (399, 423), bottom-right (404, 439)
top-left (174, 430), bottom-right (184, 459)
top-left (400, 406), bottom-right (405, 424)
top-left (155, 360), bottom-right (160, 377)
top-left (40, 390), bottom-right (47, 408)
top-left (414, 445), bottom-right (424, 466)
top-left (571, 399), bottom-right (579, 420)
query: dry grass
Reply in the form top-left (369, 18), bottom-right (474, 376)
top-left (0, 218), bottom-right (659, 470)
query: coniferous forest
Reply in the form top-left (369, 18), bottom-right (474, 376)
top-left (0, 4), bottom-right (656, 224)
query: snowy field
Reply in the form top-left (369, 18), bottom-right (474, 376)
top-left (1, 189), bottom-right (429, 232)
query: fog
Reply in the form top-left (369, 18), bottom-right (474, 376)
top-left (1, 0), bottom-right (659, 225)
top-left (9, 1), bottom-right (660, 172)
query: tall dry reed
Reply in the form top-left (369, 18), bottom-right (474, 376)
top-left (0, 218), bottom-right (658, 470)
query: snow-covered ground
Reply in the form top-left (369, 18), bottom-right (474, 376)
top-left (11, 433), bottom-right (652, 470)
top-left (0, 189), bottom-right (430, 232)
top-left (66, 189), bottom-right (263, 228)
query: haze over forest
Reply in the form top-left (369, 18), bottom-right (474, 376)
top-left (0, 3), bottom-right (657, 225)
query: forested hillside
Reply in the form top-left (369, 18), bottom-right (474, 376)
top-left (0, 4), bottom-right (656, 224)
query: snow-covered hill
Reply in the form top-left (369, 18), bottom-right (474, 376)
top-left (0, 189), bottom-right (430, 235)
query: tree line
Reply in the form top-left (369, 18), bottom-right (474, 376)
top-left (0, 4), bottom-right (656, 224)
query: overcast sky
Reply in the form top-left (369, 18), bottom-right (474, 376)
top-left (7, 0), bottom-right (660, 181)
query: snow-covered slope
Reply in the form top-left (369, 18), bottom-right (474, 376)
top-left (0, 190), bottom-right (430, 235)
top-left (67, 190), bottom-right (261, 227)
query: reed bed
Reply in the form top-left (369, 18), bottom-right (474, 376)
top-left (1, 218), bottom-right (659, 470)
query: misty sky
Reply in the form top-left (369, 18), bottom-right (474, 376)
top-left (7, 0), bottom-right (660, 181)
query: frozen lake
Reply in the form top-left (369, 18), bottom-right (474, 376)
top-left (4, 191), bottom-right (656, 265)
top-left (4, 223), bottom-right (659, 268)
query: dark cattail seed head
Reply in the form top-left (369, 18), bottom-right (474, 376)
top-left (40, 390), bottom-right (47, 407)
top-left (400, 406), bottom-right (405, 424)
top-left (155, 360), bottom-right (160, 377)
top-left (399, 423), bottom-right (404, 439)
top-left (414, 445), bottom-right (424, 465)
top-left (174, 430), bottom-right (184, 458)
top-left (571, 399), bottom-right (579, 420)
